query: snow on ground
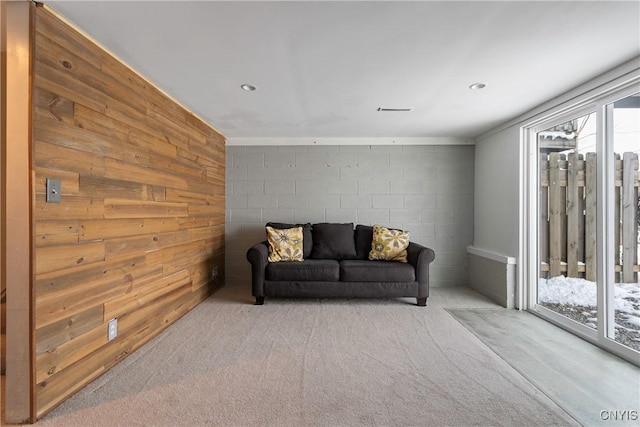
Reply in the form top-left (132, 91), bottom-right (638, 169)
top-left (538, 276), bottom-right (640, 329)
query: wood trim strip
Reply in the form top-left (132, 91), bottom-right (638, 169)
top-left (4, 1), bottom-right (35, 423)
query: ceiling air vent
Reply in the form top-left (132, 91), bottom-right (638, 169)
top-left (377, 107), bottom-right (413, 112)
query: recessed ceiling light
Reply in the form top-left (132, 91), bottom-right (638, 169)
top-left (240, 83), bottom-right (256, 91)
top-left (469, 83), bottom-right (486, 90)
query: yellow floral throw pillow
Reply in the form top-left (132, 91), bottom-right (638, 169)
top-left (266, 226), bottom-right (304, 262)
top-left (368, 224), bottom-right (410, 263)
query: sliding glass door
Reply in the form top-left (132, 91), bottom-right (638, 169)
top-left (536, 110), bottom-right (601, 337)
top-left (530, 90), bottom-right (639, 364)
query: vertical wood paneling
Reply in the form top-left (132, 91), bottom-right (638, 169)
top-left (32, 6), bottom-right (225, 418)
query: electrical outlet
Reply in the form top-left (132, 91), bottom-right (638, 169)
top-left (211, 265), bottom-right (219, 280)
top-left (108, 318), bottom-right (118, 341)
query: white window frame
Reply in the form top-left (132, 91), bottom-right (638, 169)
top-left (520, 77), bottom-right (640, 366)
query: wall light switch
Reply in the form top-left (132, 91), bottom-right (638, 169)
top-left (46, 178), bottom-right (61, 203)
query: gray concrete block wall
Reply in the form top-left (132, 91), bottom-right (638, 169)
top-left (226, 145), bottom-right (474, 288)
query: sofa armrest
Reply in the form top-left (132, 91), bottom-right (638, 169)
top-left (406, 242), bottom-right (436, 298)
top-left (246, 241), bottom-right (269, 298)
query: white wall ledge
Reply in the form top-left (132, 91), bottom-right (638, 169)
top-left (226, 137), bottom-right (475, 146)
top-left (467, 246), bottom-right (517, 265)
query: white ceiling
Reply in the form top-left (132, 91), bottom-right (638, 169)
top-left (43, 1), bottom-right (640, 142)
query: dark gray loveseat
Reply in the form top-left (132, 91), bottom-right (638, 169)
top-left (246, 223), bottom-right (436, 306)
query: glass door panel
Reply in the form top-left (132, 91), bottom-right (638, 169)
top-left (537, 112), bottom-right (599, 329)
top-left (610, 93), bottom-right (640, 351)
top-left (529, 88), bottom-right (639, 365)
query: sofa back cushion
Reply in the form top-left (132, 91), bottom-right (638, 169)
top-left (267, 222), bottom-right (313, 258)
top-left (310, 223), bottom-right (357, 260)
top-left (354, 225), bottom-right (374, 260)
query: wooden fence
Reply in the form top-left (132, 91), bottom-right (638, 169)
top-left (540, 151), bottom-right (640, 283)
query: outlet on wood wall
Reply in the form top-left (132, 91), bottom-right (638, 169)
top-left (32, 5), bottom-right (225, 417)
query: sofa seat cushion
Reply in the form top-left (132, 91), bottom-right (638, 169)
top-left (266, 259), bottom-right (340, 282)
top-left (340, 260), bottom-right (415, 282)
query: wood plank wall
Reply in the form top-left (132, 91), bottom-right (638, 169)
top-left (32, 6), bottom-right (225, 417)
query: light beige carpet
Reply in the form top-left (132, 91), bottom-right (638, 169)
top-left (32, 285), bottom-right (577, 426)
